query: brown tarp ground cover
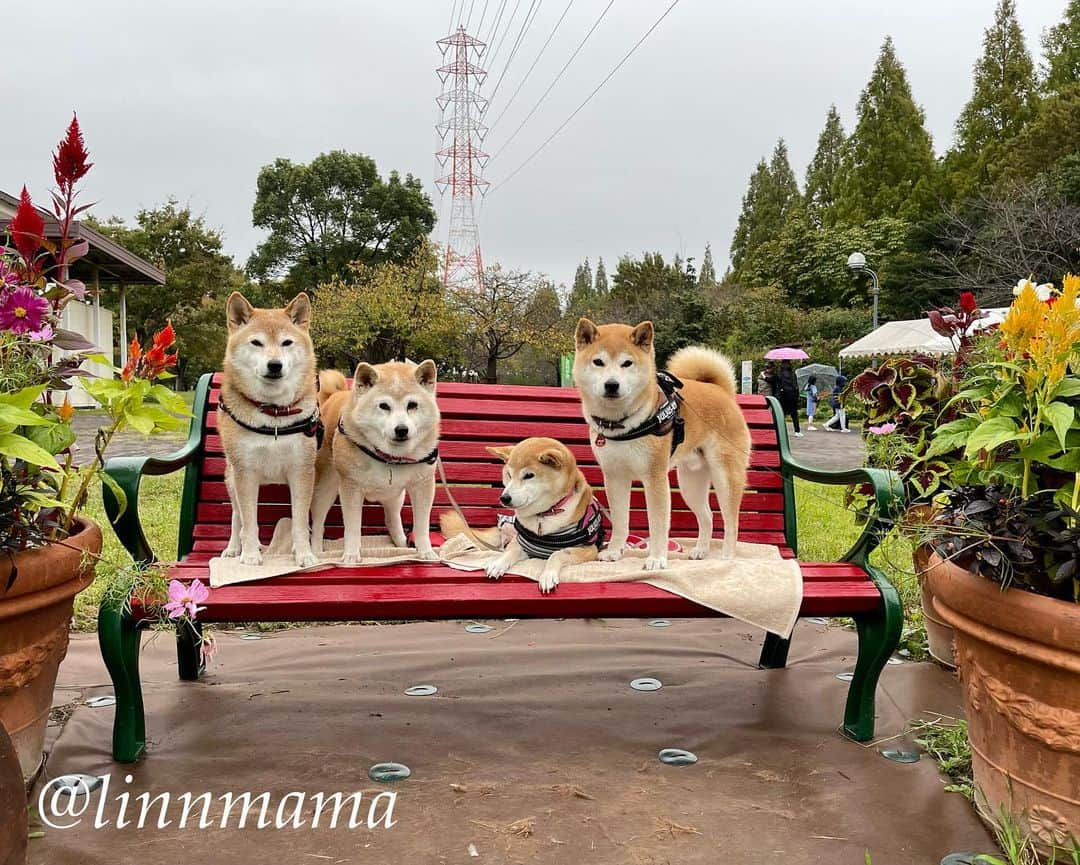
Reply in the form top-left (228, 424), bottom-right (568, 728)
top-left (33, 619), bottom-right (994, 864)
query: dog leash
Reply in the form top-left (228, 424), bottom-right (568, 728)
top-left (435, 456), bottom-right (504, 552)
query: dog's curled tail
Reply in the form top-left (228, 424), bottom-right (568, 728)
top-left (667, 346), bottom-right (737, 394)
top-left (317, 369), bottom-right (348, 405)
top-left (439, 511), bottom-right (504, 549)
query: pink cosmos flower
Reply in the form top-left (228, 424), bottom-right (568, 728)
top-left (0, 285), bottom-right (50, 334)
top-left (199, 632), bottom-right (218, 665)
top-left (164, 579), bottom-right (209, 620)
top-left (27, 324), bottom-right (54, 342)
top-left (868, 422), bottom-right (898, 435)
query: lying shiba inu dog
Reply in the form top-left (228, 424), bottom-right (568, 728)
top-left (311, 360), bottom-right (441, 564)
top-left (219, 292), bottom-right (321, 567)
top-left (440, 437), bottom-right (603, 593)
top-left (574, 319), bottom-right (750, 569)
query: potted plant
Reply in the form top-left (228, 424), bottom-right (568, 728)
top-left (0, 115), bottom-right (186, 808)
top-left (845, 295), bottom-right (987, 665)
top-left (924, 277), bottom-right (1080, 857)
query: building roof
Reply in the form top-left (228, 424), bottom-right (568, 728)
top-left (0, 190), bottom-right (165, 285)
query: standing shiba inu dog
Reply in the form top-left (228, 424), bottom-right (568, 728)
top-left (440, 437), bottom-right (603, 593)
top-left (311, 360), bottom-right (441, 564)
top-left (574, 319), bottom-right (750, 569)
top-left (219, 292), bottom-right (321, 568)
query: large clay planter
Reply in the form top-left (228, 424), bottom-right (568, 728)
top-left (926, 554), bottom-right (1080, 855)
top-left (917, 544), bottom-right (957, 669)
top-left (0, 720), bottom-right (27, 865)
top-left (0, 519), bottom-right (101, 783)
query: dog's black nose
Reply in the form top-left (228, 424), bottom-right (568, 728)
top-left (604, 379), bottom-right (620, 396)
top-left (266, 360), bottom-right (283, 376)
top-left (499, 493), bottom-right (512, 506)
top-left (393, 425), bottom-right (409, 440)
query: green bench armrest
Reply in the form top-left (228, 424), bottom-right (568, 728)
top-left (102, 374), bottom-right (212, 565)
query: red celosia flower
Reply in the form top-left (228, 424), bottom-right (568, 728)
top-left (121, 334), bottom-right (142, 382)
top-left (958, 291), bottom-right (977, 313)
top-left (53, 113), bottom-right (93, 195)
top-left (122, 322), bottom-right (178, 381)
top-left (7, 186), bottom-right (45, 264)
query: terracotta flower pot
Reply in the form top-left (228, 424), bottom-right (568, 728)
top-left (0, 519), bottom-right (102, 783)
top-left (915, 544), bottom-right (957, 669)
top-left (0, 720), bottom-right (27, 865)
top-left (926, 553), bottom-right (1080, 855)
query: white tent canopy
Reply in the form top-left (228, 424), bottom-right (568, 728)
top-left (839, 309), bottom-right (1009, 361)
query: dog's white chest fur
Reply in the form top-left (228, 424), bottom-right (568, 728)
top-left (592, 433), bottom-right (664, 478)
top-left (338, 459), bottom-right (434, 503)
top-left (229, 432), bottom-right (315, 484)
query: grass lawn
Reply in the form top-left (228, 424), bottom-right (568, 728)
top-left (75, 472), bottom-right (921, 646)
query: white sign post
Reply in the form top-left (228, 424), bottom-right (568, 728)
top-left (740, 360), bottom-right (753, 395)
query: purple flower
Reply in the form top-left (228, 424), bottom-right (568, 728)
top-left (868, 422), bottom-right (898, 435)
top-left (0, 285), bottom-right (49, 334)
top-left (27, 324), bottom-right (53, 342)
top-left (164, 579), bottom-right (209, 620)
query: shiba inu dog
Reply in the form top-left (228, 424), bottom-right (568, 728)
top-left (440, 437), bottom-right (603, 593)
top-left (573, 319), bottom-right (750, 569)
top-left (311, 360), bottom-right (441, 564)
top-left (219, 292), bottom-right (321, 568)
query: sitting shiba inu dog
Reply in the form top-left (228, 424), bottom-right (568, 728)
top-left (573, 319), bottom-right (750, 569)
top-left (440, 437), bottom-right (604, 594)
top-left (219, 292), bottom-right (321, 567)
top-left (311, 360), bottom-right (441, 564)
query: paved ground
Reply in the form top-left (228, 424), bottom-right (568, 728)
top-left (70, 411), bottom-right (185, 465)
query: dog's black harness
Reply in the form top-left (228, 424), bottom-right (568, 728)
top-left (590, 371), bottom-right (685, 455)
top-left (504, 499), bottom-right (606, 560)
top-left (218, 395), bottom-right (324, 447)
top-left (335, 420), bottom-right (438, 466)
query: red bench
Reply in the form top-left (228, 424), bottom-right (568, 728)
top-left (99, 373), bottom-right (903, 762)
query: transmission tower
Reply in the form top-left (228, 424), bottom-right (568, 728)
top-left (436, 27), bottom-right (489, 290)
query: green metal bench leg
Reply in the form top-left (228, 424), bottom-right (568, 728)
top-left (176, 620), bottom-right (204, 681)
top-left (758, 632), bottom-right (791, 669)
top-left (98, 603), bottom-right (146, 763)
top-left (842, 577), bottom-right (903, 742)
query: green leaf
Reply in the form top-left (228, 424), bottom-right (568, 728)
top-left (0, 433), bottom-right (61, 468)
top-left (150, 384), bottom-right (192, 416)
top-left (100, 471), bottom-right (128, 521)
top-left (1041, 402), bottom-right (1074, 450)
top-left (964, 417), bottom-right (1020, 457)
top-left (0, 404), bottom-right (51, 427)
top-left (0, 385), bottom-right (47, 410)
top-left (1015, 431), bottom-right (1064, 462)
top-left (926, 417), bottom-right (979, 458)
top-left (124, 410), bottom-right (155, 436)
top-left (25, 421), bottom-right (77, 456)
top-left (1052, 378), bottom-right (1080, 400)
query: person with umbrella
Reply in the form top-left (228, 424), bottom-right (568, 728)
top-left (764, 347), bottom-right (808, 437)
top-left (823, 373), bottom-right (850, 432)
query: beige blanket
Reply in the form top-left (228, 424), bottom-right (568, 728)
top-left (208, 518), bottom-right (434, 587)
top-left (439, 533), bottom-right (802, 638)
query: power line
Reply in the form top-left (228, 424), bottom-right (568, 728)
top-left (487, 0), bottom-right (575, 132)
top-left (472, 0), bottom-right (492, 35)
top-left (464, 0), bottom-right (479, 30)
top-left (485, 0), bottom-right (524, 76)
top-left (489, 0), bottom-right (615, 161)
top-left (484, 0), bottom-right (544, 112)
top-left (448, 0), bottom-right (463, 33)
top-left (489, 0), bottom-right (682, 192)
top-left (483, 0), bottom-right (509, 45)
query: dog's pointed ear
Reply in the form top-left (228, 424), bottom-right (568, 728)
top-left (575, 317), bottom-right (598, 347)
top-left (284, 293), bottom-right (312, 328)
top-left (485, 445), bottom-right (514, 463)
top-left (538, 448), bottom-right (564, 469)
top-left (415, 359), bottom-right (437, 391)
top-left (227, 292), bottom-right (254, 331)
top-left (353, 362), bottom-right (379, 391)
top-left (631, 320), bottom-right (654, 349)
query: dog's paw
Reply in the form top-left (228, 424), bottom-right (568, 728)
top-left (342, 553), bottom-right (362, 566)
top-left (295, 551), bottom-right (319, 568)
top-left (643, 556), bottom-right (668, 571)
top-left (597, 545), bottom-right (624, 562)
top-left (390, 532), bottom-right (408, 548)
top-left (538, 570), bottom-right (560, 594)
top-left (222, 543), bottom-right (241, 558)
top-left (688, 545), bottom-right (710, 561)
top-left (486, 559), bottom-right (509, 580)
top-left (416, 548), bottom-right (439, 562)
top-left (240, 550), bottom-right (263, 566)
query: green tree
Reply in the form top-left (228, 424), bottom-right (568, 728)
top-left (568, 257), bottom-right (594, 311)
top-left (89, 200), bottom-right (243, 386)
top-left (246, 151), bottom-right (435, 290)
top-left (831, 37), bottom-right (938, 223)
top-left (948, 0), bottom-right (1038, 198)
top-left (730, 140), bottom-right (800, 279)
top-left (1041, 0), bottom-right (1080, 95)
top-left (804, 105), bottom-right (846, 221)
top-left (697, 243), bottom-right (717, 288)
top-left (593, 256), bottom-right (609, 295)
top-left (999, 83), bottom-right (1080, 202)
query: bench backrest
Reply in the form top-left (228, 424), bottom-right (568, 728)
top-left (180, 374), bottom-right (790, 558)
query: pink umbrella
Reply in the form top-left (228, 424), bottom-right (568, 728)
top-left (764, 346), bottom-right (810, 360)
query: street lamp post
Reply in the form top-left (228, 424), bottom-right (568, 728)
top-left (846, 251), bottom-right (880, 330)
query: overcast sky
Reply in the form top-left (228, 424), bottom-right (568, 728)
top-left (5, 0), bottom-right (1068, 288)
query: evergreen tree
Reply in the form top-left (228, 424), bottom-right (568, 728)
top-left (729, 140), bottom-right (800, 279)
top-left (950, 0), bottom-right (1037, 197)
top-left (594, 256), bottom-right (609, 294)
top-left (697, 243), bottom-right (717, 287)
top-left (1042, 0), bottom-right (1080, 95)
top-left (804, 105), bottom-right (846, 221)
top-left (831, 37), bottom-right (938, 224)
top-left (569, 257), bottom-right (594, 311)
